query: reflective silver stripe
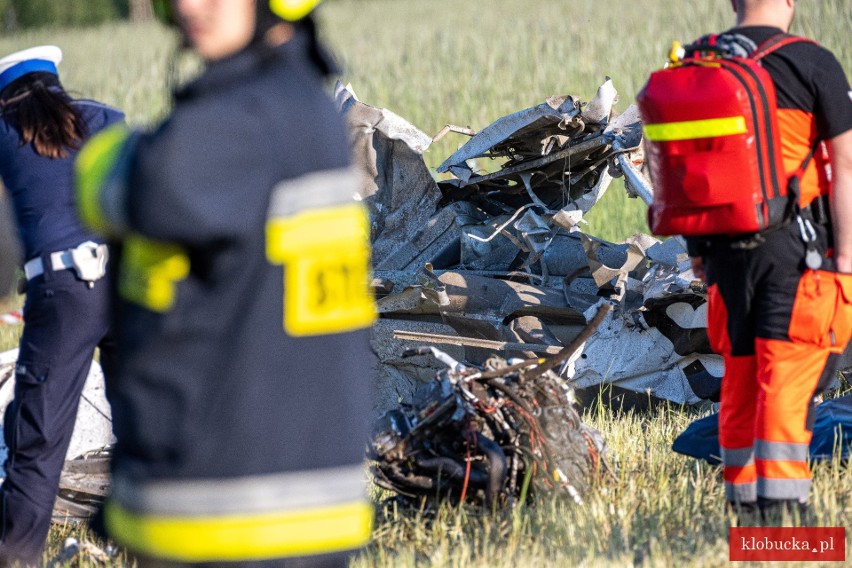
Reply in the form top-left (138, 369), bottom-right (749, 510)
top-left (267, 168), bottom-right (359, 219)
top-left (725, 481), bottom-right (756, 502)
top-left (758, 477), bottom-right (811, 500)
top-left (111, 464), bottom-right (367, 516)
top-left (754, 440), bottom-right (809, 462)
top-left (720, 446), bottom-right (754, 468)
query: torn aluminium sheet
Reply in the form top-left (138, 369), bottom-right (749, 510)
top-left (337, 80), bottom-right (721, 411)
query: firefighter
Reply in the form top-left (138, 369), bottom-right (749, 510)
top-left (0, 46), bottom-right (123, 564)
top-left (689, 0), bottom-right (852, 518)
top-left (75, 0), bottom-right (375, 565)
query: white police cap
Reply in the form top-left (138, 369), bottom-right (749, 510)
top-left (0, 45), bottom-right (62, 93)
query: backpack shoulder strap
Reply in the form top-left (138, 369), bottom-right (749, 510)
top-left (686, 32), bottom-right (759, 59)
top-left (751, 33), bottom-right (818, 61)
top-left (683, 34), bottom-right (723, 57)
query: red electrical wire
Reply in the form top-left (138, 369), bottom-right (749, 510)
top-left (459, 448), bottom-right (472, 503)
top-left (582, 430), bottom-right (599, 471)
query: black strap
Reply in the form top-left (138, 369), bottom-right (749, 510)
top-left (750, 33), bottom-right (817, 61)
top-left (803, 194), bottom-right (831, 226)
top-left (786, 140), bottom-right (823, 218)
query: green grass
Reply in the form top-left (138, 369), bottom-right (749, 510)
top-left (352, 401), bottom-right (852, 568)
top-left (37, 401), bottom-right (852, 567)
top-left (0, 0), bottom-right (850, 565)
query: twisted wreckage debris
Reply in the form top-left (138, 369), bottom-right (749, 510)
top-left (336, 79), bottom-right (723, 417)
top-left (337, 79), bottom-right (728, 503)
top-left (0, 79), bottom-right (729, 517)
top-left (370, 315), bottom-right (610, 506)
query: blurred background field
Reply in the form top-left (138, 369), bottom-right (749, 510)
top-left (0, 0), bottom-right (849, 565)
top-left (1, 0), bottom-right (850, 243)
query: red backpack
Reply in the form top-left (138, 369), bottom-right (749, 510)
top-left (638, 34), bottom-right (815, 237)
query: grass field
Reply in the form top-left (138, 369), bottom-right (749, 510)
top-left (0, 0), bottom-right (851, 565)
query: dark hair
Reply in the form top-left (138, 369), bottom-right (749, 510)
top-left (0, 72), bottom-right (86, 159)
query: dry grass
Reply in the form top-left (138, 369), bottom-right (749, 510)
top-left (352, 401), bottom-right (851, 568)
top-left (0, 0), bottom-right (848, 565)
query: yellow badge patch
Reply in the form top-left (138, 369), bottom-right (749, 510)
top-left (266, 203), bottom-right (376, 336)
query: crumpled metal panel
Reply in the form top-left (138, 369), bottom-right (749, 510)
top-left (375, 201), bottom-right (486, 271)
top-left (436, 94), bottom-right (582, 175)
top-left (335, 83), bottom-right (444, 268)
top-left (435, 79), bottom-right (642, 223)
top-left (345, 81), bottom-right (724, 412)
top-left (564, 301), bottom-right (723, 406)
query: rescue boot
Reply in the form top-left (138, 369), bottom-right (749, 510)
top-left (757, 497), bottom-right (809, 526)
top-left (726, 500), bottom-right (761, 526)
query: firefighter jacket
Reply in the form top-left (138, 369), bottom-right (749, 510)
top-left (76, 30), bottom-right (375, 563)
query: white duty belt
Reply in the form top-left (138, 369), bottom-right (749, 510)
top-left (24, 241), bottom-right (109, 286)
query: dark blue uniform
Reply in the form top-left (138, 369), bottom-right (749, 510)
top-left (85, 30), bottom-right (376, 564)
top-left (0, 98), bottom-right (124, 561)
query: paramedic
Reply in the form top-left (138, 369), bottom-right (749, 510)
top-left (691, 0), bottom-right (852, 517)
top-left (75, 0), bottom-right (376, 565)
top-left (0, 46), bottom-right (122, 564)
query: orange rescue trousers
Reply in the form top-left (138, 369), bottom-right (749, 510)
top-left (703, 221), bottom-right (852, 505)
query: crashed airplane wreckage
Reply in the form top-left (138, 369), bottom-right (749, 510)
top-left (336, 79), bottom-right (723, 419)
top-left (370, 343), bottom-right (607, 506)
top-left (337, 79), bottom-right (724, 504)
top-left (0, 79), bottom-right (724, 519)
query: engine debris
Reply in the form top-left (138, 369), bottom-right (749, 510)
top-left (370, 317), bottom-right (608, 506)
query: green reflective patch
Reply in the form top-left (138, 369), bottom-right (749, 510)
top-left (75, 124), bottom-right (131, 235)
top-left (120, 234), bottom-right (190, 313)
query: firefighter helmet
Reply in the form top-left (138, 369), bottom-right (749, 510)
top-left (151, 0), bottom-right (322, 25)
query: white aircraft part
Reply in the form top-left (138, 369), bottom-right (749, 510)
top-left (0, 348), bottom-right (114, 477)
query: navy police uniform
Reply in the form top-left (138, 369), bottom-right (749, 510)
top-left (0, 96), bottom-right (123, 561)
top-left (77, 28), bottom-right (376, 565)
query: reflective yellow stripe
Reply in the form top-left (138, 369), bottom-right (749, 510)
top-left (268, 0), bottom-right (322, 21)
top-left (266, 203), bottom-right (376, 336)
top-left (643, 116), bottom-right (747, 142)
top-left (105, 499), bottom-right (373, 562)
top-left (74, 124), bottom-right (131, 234)
top-left (119, 235), bottom-right (190, 312)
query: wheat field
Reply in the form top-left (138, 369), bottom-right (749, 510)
top-left (0, 0), bottom-right (850, 565)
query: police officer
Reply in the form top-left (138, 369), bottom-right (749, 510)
top-left (0, 46), bottom-right (123, 564)
top-left (688, 0), bottom-right (852, 519)
top-left (76, 0), bottom-right (375, 565)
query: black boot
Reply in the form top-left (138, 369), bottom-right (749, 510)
top-left (757, 497), bottom-right (809, 526)
top-left (726, 500), bottom-right (760, 526)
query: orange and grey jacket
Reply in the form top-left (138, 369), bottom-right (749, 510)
top-left (736, 25), bottom-right (852, 208)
